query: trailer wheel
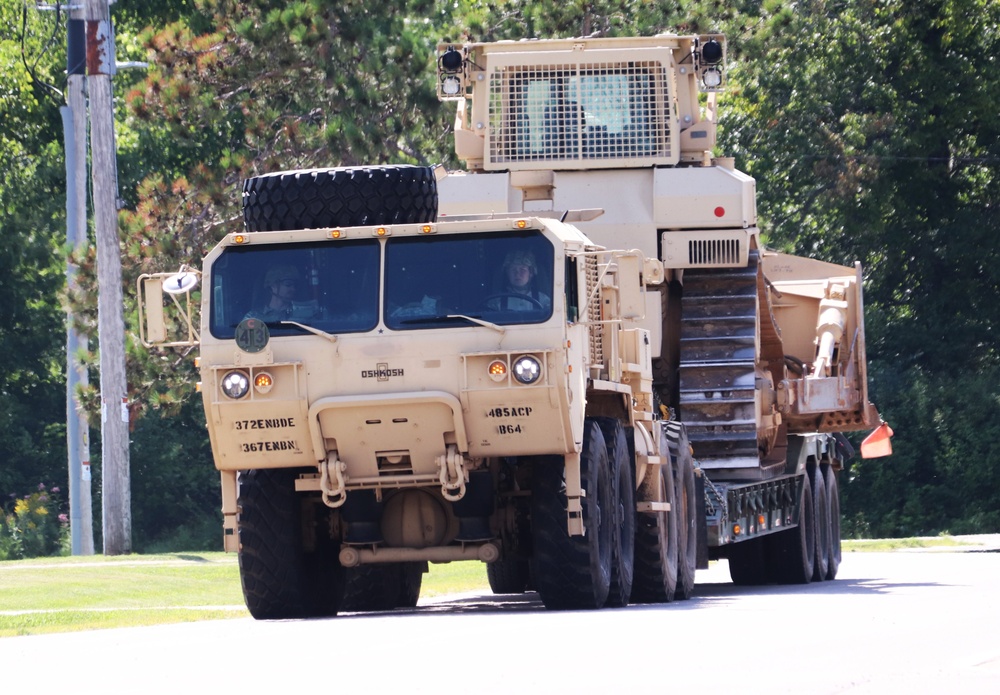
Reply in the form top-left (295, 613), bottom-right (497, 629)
top-left (727, 537), bottom-right (769, 585)
top-left (596, 418), bottom-right (635, 608)
top-left (242, 165), bottom-right (438, 232)
top-left (812, 465), bottom-right (832, 581)
top-left (341, 562), bottom-right (424, 611)
top-left (531, 421), bottom-right (613, 610)
top-left (631, 444), bottom-right (678, 603)
top-left (667, 423), bottom-right (698, 599)
top-left (397, 562), bottom-right (424, 608)
top-left (770, 471), bottom-right (815, 584)
top-left (238, 468), bottom-right (344, 619)
top-left (825, 466), bottom-right (841, 580)
top-left (487, 557), bottom-right (530, 594)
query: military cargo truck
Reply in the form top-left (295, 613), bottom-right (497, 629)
top-left (139, 32), bottom-right (889, 618)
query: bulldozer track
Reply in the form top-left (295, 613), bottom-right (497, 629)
top-left (678, 251), bottom-right (764, 475)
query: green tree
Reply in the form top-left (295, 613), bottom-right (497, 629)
top-left (0, 1), bottom-right (71, 497)
top-left (717, 0), bottom-right (1000, 534)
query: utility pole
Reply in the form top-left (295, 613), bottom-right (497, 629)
top-left (63, 7), bottom-right (95, 556)
top-left (85, 0), bottom-right (131, 555)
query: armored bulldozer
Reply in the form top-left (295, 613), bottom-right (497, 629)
top-left (433, 33), bottom-right (889, 581)
top-left (138, 32), bottom-right (889, 618)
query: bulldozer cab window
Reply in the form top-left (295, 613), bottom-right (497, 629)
top-left (496, 63), bottom-right (663, 162)
top-left (209, 240), bottom-right (380, 339)
top-left (384, 231), bottom-right (554, 330)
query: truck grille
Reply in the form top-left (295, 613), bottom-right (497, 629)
top-left (487, 61), bottom-right (672, 166)
top-left (688, 238), bottom-right (742, 266)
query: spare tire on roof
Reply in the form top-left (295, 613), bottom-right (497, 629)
top-left (242, 165), bottom-right (438, 232)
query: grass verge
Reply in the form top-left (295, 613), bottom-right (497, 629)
top-left (841, 535), bottom-right (968, 552)
top-left (0, 553), bottom-right (488, 638)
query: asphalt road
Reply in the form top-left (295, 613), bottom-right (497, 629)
top-left (3, 542), bottom-right (999, 694)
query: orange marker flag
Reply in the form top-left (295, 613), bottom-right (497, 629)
top-left (860, 422), bottom-right (894, 459)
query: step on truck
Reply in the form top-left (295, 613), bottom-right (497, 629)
top-left (139, 31), bottom-right (890, 618)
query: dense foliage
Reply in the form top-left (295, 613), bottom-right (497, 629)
top-left (0, 0), bottom-right (996, 554)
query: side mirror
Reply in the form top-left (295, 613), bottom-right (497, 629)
top-left (137, 269), bottom-right (201, 348)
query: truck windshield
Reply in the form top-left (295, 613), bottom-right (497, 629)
top-left (385, 230), bottom-right (554, 330)
top-left (209, 231), bottom-right (554, 338)
top-left (209, 239), bottom-right (380, 339)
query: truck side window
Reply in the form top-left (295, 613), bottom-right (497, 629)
top-left (565, 256), bottom-right (579, 323)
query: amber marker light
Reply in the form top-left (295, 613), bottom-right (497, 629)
top-left (254, 372), bottom-right (274, 394)
top-left (732, 524), bottom-right (742, 536)
top-left (232, 234), bottom-right (250, 245)
top-left (329, 229), bottom-right (342, 239)
top-left (758, 514), bottom-right (767, 526)
top-left (514, 219), bottom-right (528, 229)
top-left (421, 224), bottom-right (435, 234)
top-left (488, 359), bottom-right (507, 382)
top-left (374, 226), bottom-right (390, 236)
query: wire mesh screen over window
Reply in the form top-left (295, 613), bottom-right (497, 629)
top-left (488, 61), bottom-right (670, 164)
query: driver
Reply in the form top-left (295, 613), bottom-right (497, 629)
top-left (250, 264), bottom-right (306, 321)
top-left (488, 250), bottom-right (551, 311)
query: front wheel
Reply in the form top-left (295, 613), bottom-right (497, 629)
top-left (238, 468), bottom-right (344, 619)
top-left (531, 421), bottom-right (613, 610)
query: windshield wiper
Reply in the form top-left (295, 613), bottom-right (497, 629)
top-left (398, 314), bottom-right (506, 335)
top-left (277, 320), bottom-right (338, 343)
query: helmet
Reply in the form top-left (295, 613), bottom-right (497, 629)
top-left (264, 264), bottom-right (301, 287)
top-left (502, 250), bottom-right (537, 273)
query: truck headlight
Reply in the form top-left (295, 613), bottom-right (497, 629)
top-left (512, 356), bottom-right (542, 385)
top-left (221, 370), bottom-right (250, 399)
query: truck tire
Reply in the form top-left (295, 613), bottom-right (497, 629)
top-left (727, 537), bottom-right (769, 585)
top-left (812, 465), bottom-right (832, 581)
top-left (242, 165), bottom-right (438, 232)
top-left (631, 451), bottom-right (678, 603)
top-left (825, 466), bottom-right (841, 580)
top-left (667, 422), bottom-right (698, 599)
top-left (769, 472), bottom-right (815, 584)
top-left (397, 562), bottom-right (424, 608)
top-left (237, 468), bottom-right (344, 619)
top-left (531, 422), bottom-right (613, 610)
top-left (595, 418), bottom-right (635, 608)
top-left (341, 562), bottom-right (424, 611)
top-left (487, 557), bottom-right (530, 594)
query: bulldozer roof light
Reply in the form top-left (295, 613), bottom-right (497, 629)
top-left (701, 38), bottom-right (723, 64)
top-left (232, 233), bottom-right (250, 244)
top-left (373, 226), bottom-right (391, 237)
top-left (703, 66), bottom-right (723, 88)
top-left (439, 47), bottom-right (463, 72)
top-left (329, 229), bottom-right (343, 239)
top-left (441, 75), bottom-right (462, 95)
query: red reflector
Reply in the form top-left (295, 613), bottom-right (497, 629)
top-left (714, 206), bottom-right (725, 217)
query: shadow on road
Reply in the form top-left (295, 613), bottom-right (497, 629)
top-left (329, 570), bottom-right (948, 621)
